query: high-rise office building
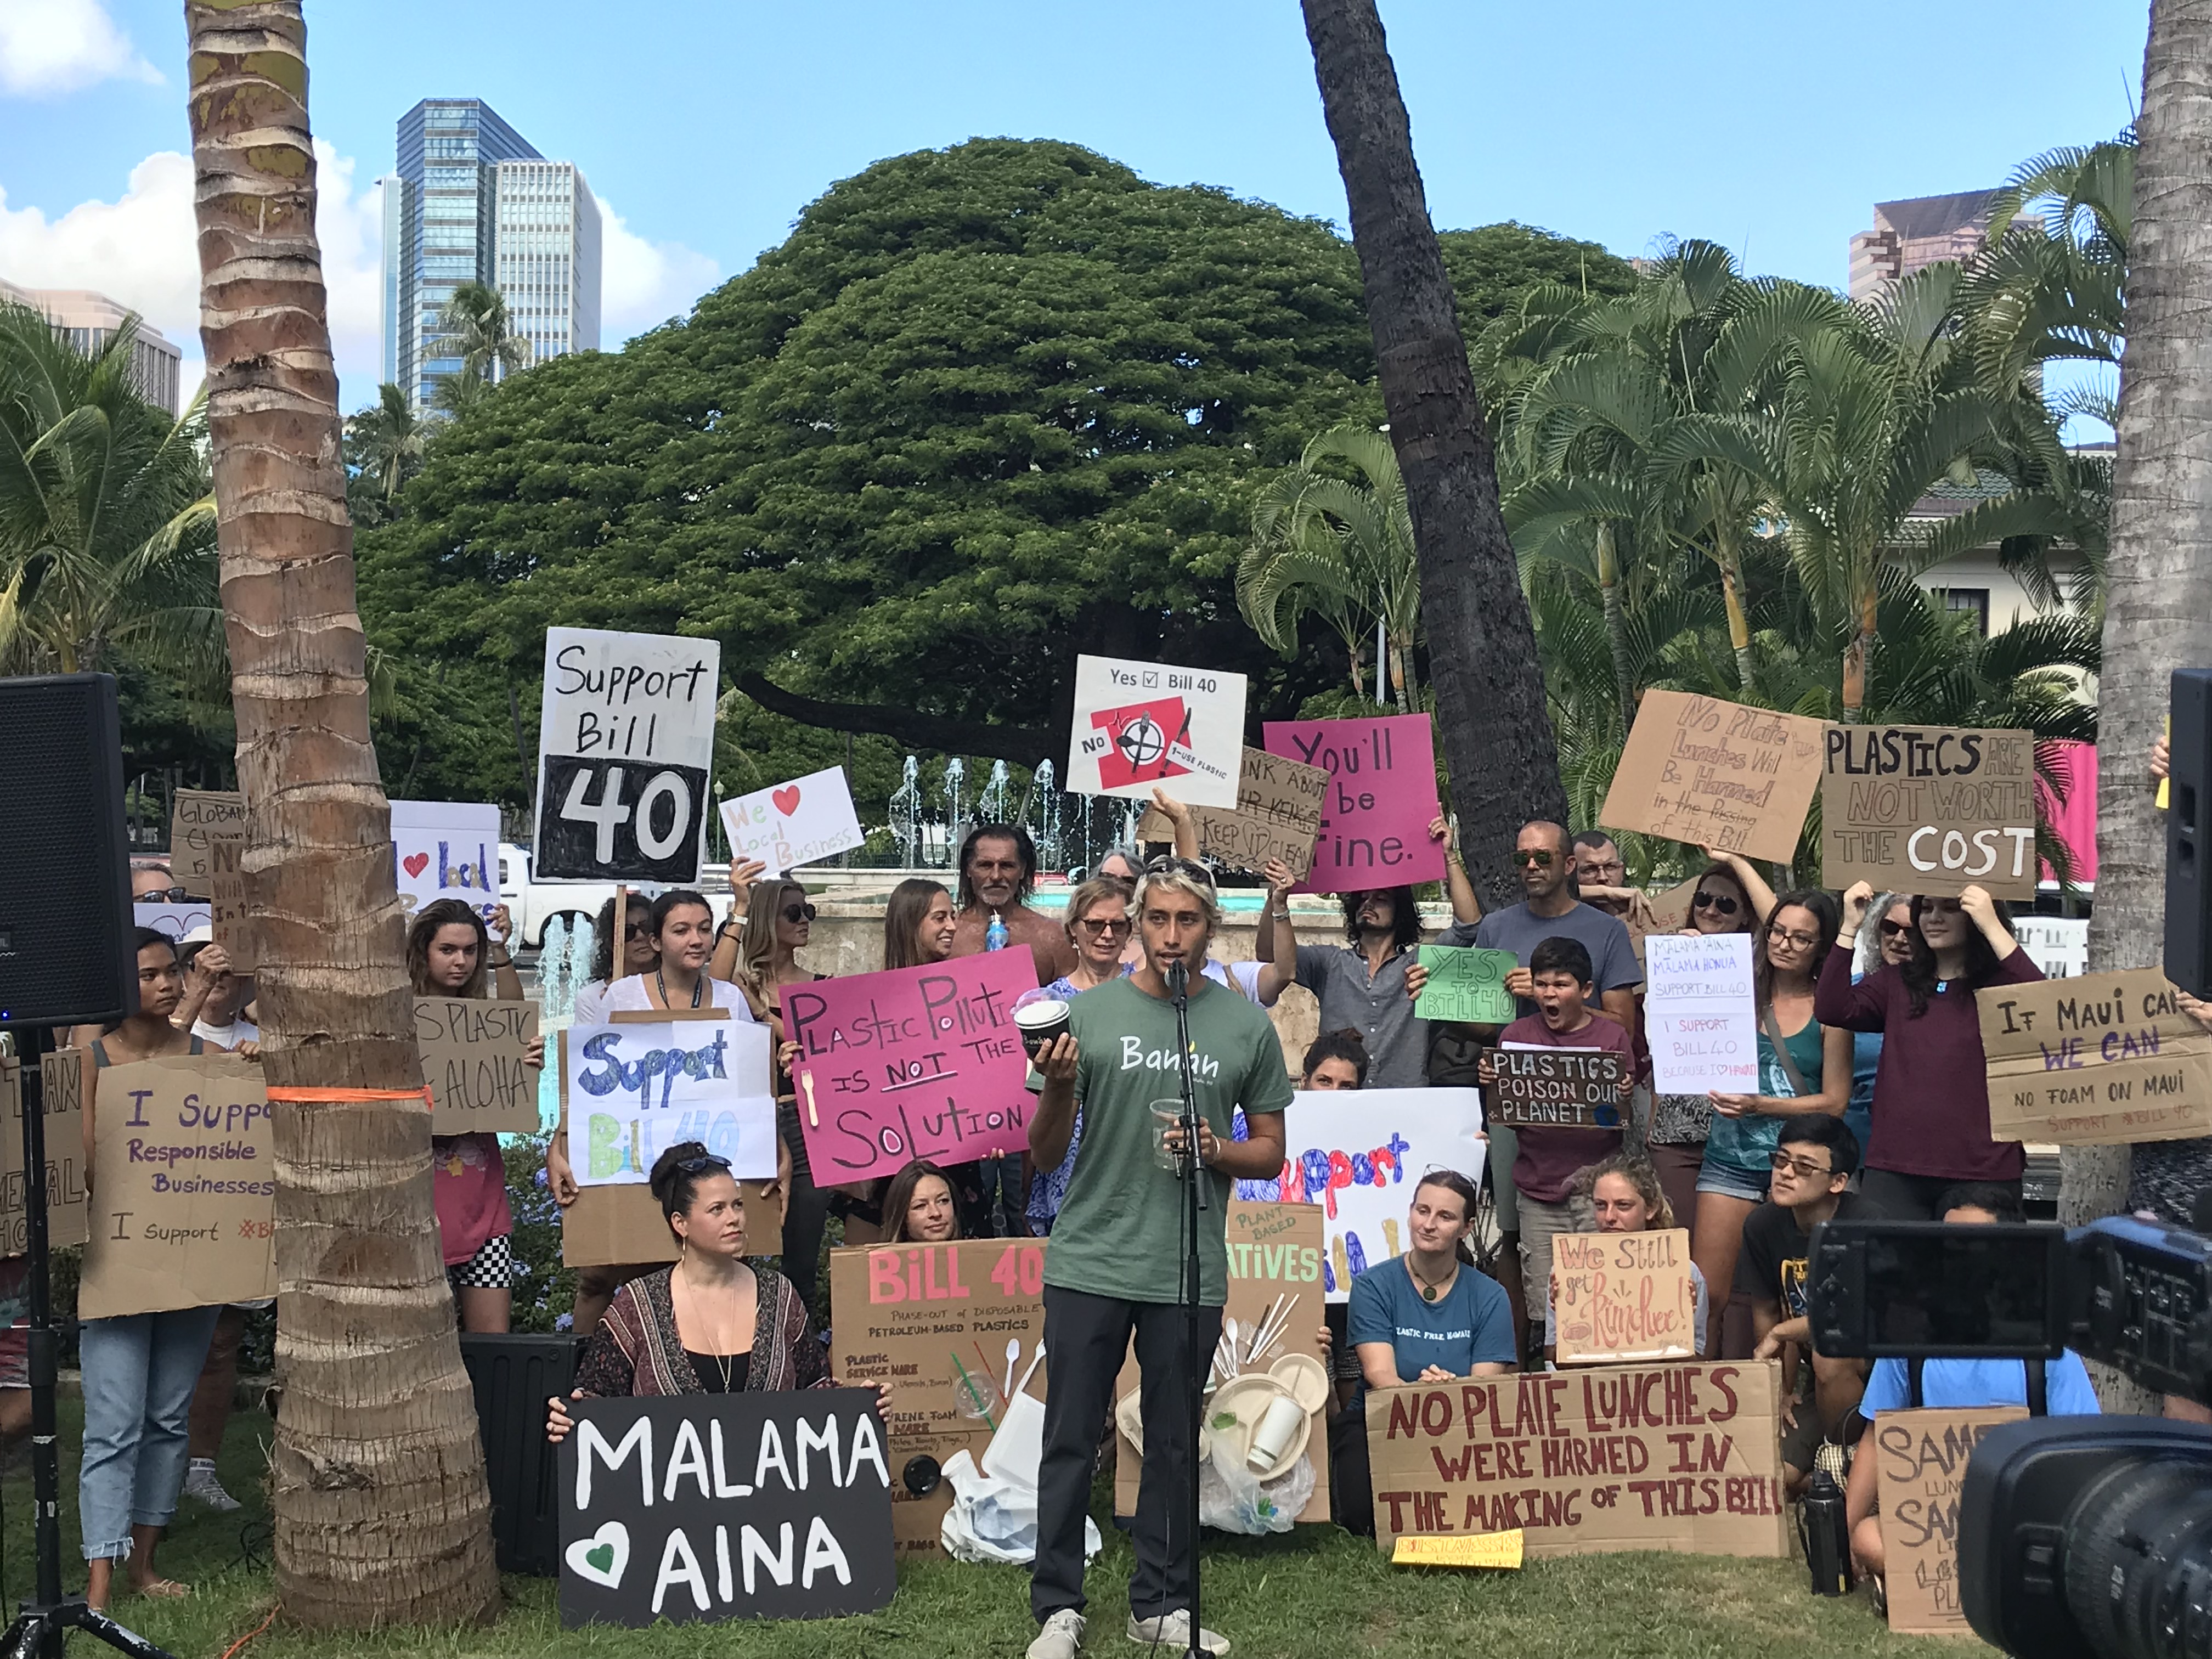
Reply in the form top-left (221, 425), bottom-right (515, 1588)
top-left (0, 278), bottom-right (183, 415)
top-left (1847, 190), bottom-right (1994, 301)
top-left (379, 98), bottom-right (601, 410)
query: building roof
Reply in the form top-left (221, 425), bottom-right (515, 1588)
top-left (1874, 190), bottom-right (1996, 240)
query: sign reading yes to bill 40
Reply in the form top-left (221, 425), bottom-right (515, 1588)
top-left (535, 628), bottom-right (721, 883)
top-left (1066, 654), bottom-right (1246, 809)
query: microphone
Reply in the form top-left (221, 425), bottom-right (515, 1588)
top-left (1166, 960), bottom-right (1189, 1005)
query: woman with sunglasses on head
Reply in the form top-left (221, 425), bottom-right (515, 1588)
top-left (1692, 889), bottom-right (1848, 1354)
top-left (1022, 876), bottom-right (1137, 1236)
top-left (1818, 881), bottom-right (2040, 1219)
top-left (1642, 859), bottom-right (1759, 1240)
top-left (544, 1143), bottom-right (891, 1440)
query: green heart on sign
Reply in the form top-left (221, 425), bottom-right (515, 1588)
top-left (586, 1544), bottom-right (614, 1575)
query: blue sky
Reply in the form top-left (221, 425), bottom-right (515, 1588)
top-left (0, 0), bottom-right (2146, 408)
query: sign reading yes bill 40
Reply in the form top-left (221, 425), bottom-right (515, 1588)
top-left (535, 628), bottom-right (721, 883)
top-left (1067, 654), bottom-right (1246, 809)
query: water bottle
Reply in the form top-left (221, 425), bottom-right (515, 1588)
top-left (1800, 1466), bottom-right (1852, 1595)
top-left (985, 910), bottom-right (1008, 952)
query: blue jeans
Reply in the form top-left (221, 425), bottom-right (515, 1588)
top-left (78, 1307), bottom-right (221, 1560)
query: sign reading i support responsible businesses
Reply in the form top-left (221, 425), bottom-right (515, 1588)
top-left (534, 628), bottom-right (721, 884)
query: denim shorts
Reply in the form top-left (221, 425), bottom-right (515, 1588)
top-left (1695, 1161), bottom-right (1769, 1203)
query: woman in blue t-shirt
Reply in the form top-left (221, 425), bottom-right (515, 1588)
top-left (1329, 1170), bottom-right (1516, 1535)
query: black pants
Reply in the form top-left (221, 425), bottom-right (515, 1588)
top-left (1031, 1285), bottom-right (1220, 1626)
top-left (775, 1108), bottom-right (832, 1317)
top-left (1860, 1168), bottom-right (2022, 1221)
top-left (1328, 1402), bottom-right (1374, 1538)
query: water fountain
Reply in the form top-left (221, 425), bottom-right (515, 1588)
top-left (889, 754), bottom-right (922, 867)
top-left (940, 758), bottom-right (967, 862)
top-left (1030, 760), bottom-right (1063, 871)
top-left (977, 759), bottom-right (1012, 825)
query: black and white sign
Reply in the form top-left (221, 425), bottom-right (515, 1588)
top-left (558, 1390), bottom-right (895, 1628)
top-left (534, 628), bottom-right (721, 883)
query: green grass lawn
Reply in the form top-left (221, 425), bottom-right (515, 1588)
top-left (3, 1403), bottom-right (1974, 1659)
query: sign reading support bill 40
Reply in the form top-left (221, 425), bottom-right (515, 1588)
top-left (558, 1391), bottom-right (896, 1628)
top-left (1067, 654), bottom-right (1246, 809)
top-left (535, 628), bottom-right (721, 883)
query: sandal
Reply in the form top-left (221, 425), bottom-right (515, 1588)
top-left (133, 1578), bottom-right (193, 1600)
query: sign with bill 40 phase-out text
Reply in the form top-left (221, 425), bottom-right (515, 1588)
top-left (562, 1014), bottom-right (778, 1183)
top-left (534, 628), bottom-right (721, 884)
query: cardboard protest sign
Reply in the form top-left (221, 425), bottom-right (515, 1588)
top-left (558, 1391), bottom-right (895, 1628)
top-left (1262, 714), bottom-right (1445, 893)
top-left (1067, 654), bottom-right (1246, 808)
top-left (830, 1237), bottom-right (1050, 1558)
top-left (561, 1014), bottom-right (777, 1183)
top-left (390, 799), bottom-right (503, 921)
top-left (1137, 746), bottom-right (1328, 878)
top-left (169, 788), bottom-right (245, 896)
top-left (1599, 691), bottom-right (1824, 861)
top-left (1489, 1047), bottom-right (1626, 1131)
top-left (78, 1053), bottom-right (274, 1319)
top-left (1365, 1361), bottom-right (1788, 1557)
top-left (1413, 945), bottom-right (1518, 1026)
top-left (133, 901), bottom-right (211, 943)
top-left (1550, 1228), bottom-right (1697, 1364)
top-left (417, 996), bottom-right (541, 1134)
top-left (719, 766), bottom-right (864, 877)
top-left (1115, 1201), bottom-right (1331, 1524)
top-left (206, 833), bottom-right (253, 975)
top-left (535, 627), bottom-right (721, 883)
top-left (1980, 970), bottom-right (2212, 1144)
top-left (1239, 1088), bottom-right (1485, 1304)
top-left (1644, 933), bottom-right (1757, 1094)
top-left (0, 1051), bottom-right (88, 1255)
top-left (1871, 1407), bottom-right (2026, 1634)
top-left (785, 953), bottom-right (1037, 1184)
top-left (1821, 725), bottom-right (2039, 900)
top-left (557, 1180), bottom-right (783, 1269)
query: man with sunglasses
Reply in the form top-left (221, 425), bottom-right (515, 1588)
top-left (950, 822), bottom-right (1076, 983)
top-left (131, 861), bottom-right (187, 902)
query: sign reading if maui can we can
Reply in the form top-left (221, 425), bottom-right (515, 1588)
top-left (535, 628), bottom-right (721, 884)
top-left (1066, 654), bottom-right (1247, 809)
top-left (786, 952), bottom-right (1039, 1183)
top-left (561, 1013), bottom-right (778, 1183)
top-left (1821, 725), bottom-right (2039, 901)
top-left (1262, 714), bottom-right (1444, 893)
top-left (1979, 969), bottom-right (2212, 1145)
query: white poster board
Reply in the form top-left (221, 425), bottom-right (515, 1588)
top-left (133, 902), bottom-right (210, 943)
top-left (718, 766), bottom-right (865, 876)
top-left (1065, 654), bottom-right (1246, 808)
top-left (1644, 933), bottom-right (1758, 1094)
top-left (390, 799), bottom-right (503, 922)
top-left (533, 628), bottom-right (721, 884)
top-left (561, 1014), bottom-right (777, 1182)
top-left (1238, 1086), bottom-right (1486, 1304)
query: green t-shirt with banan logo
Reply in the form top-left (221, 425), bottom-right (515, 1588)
top-left (1043, 974), bottom-right (1294, 1306)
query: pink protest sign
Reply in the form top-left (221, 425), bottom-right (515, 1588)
top-left (1261, 714), bottom-right (1446, 894)
top-left (783, 951), bottom-right (1037, 1182)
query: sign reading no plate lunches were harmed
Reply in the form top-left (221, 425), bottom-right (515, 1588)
top-left (535, 628), bottom-right (721, 883)
top-left (1599, 691), bottom-right (1825, 862)
top-left (1821, 725), bottom-right (2039, 900)
top-left (1979, 970), bottom-right (2212, 1145)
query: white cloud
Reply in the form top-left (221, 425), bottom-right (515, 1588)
top-left (0, 0), bottom-right (162, 97)
top-left (595, 192), bottom-right (718, 346)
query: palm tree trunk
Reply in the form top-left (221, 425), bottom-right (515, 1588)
top-left (1302, 0), bottom-right (1568, 905)
top-left (1841, 575), bottom-right (1877, 721)
top-left (2075, 0), bottom-right (2212, 1283)
top-left (184, 2), bottom-right (499, 1627)
top-left (1714, 524), bottom-right (1756, 690)
top-left (1596, 521), bottom-right (1635, 729)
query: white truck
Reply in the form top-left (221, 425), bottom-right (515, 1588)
top-left (495, 843), bottom-right (739, 950)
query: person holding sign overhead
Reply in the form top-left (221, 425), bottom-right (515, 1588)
top-left (1817, 883), bottom-right (2039, 1218)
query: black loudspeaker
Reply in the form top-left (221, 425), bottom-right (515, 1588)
top-left (460, 1332), bottom-right (585, 1576)
top-left (0, 674), bottom-right (135, 1025)
top-left (2166, 670), bottom-right (2212, 999)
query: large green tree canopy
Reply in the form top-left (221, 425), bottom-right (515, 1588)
top-left (358, 138), bottom-right (1631, 800)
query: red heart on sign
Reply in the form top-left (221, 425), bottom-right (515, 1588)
top-left (772, 786), bottom-right (802, 816)
top-left (402, 853), bottom-right (430, 878)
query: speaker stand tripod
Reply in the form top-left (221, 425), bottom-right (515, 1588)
top-left (0, 1023), bottom-right (177, 1659)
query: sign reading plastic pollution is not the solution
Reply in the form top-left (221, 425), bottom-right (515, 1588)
top-left (390, 799), bottom-right (503, 921)
top-left (1364, 1361), bottom-right (1788, 1558)
top-left (1820, 725), bottom-right (2039, 901)
top-left (557, 1391), bottom-right (895, 1628)
top-left (535, 627), bottom-right (721, 884)
top-left (1871, 1407), bottom-right (2025, 1635)
top-left (1599, 691), bottom-right (1825, 862)
top-left (1643, 932), bottom-right (1757, 1095)
top-left (169, 788), bottom-right (245, 896)
top-left (1261, 714), bottom-right (1446, 893)
top-left (719, 766), bottom-right (865, 877)
top-left (1066, 654), bottom-right (1247, 809)
top-left (1550, 1228), bottom-right (1697, 1365)
top-left (1137, 746), bottom-right (1328, 879)
top-left (417, 997), bottom-right (541, 1134)
top-left (1413, 945), bottom-right (1519, 1026)
top-left (1489, 1047), bottom-right (1626, 1131)
top-left (1980, 970), bottom-right (2212, 1144)
top-left (561, 1013), bottom-right (778, 1183)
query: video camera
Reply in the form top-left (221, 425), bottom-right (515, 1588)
top-left (1809, 1214), bottom-right (2212, 1659)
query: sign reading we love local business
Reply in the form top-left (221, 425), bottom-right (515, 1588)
top-left (785, 953), bottom-right (1038, 1183)
top-left (535, 628), bottom-right (720, 884)
top-left (1261, 714), bottom-right (1444, 893)
top-left (390, 800), bottom-right (503, 921)
top-left (561, 1013), bottom-right (778, 1184)
top-left (1066, 654), bottom-right (1246, 809)
top-left (718, 767), bottom-right (865, 877)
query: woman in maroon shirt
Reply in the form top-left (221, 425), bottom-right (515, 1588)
top-left (1814, 881), bottom-right (2042, 1218)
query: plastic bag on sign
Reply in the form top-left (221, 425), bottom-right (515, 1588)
top-left (938, 1449), bottom-right (1102, 1566)
top-left (1200, 1449), bottom-right (1313, 1535)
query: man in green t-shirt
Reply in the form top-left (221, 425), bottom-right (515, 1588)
top-left (1024, 857), bottom-right (1291, 1659)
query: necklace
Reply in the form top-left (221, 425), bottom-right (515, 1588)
top-left (679, 1259), bottom-right (743, 1390)
top-left (1406, 1254), bottom-right (1458, 1303)
top-left (656, 969), bottom-right (704, 1009)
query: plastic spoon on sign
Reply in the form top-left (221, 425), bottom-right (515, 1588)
top-left (1002, 1337), bottom-right (1021, 1402)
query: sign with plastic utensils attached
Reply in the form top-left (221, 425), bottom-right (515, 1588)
top-left (535, 627), bottom-right (721, 883)
top-left (558, 1390), bottom-right (895, 1628)
top-left (1599, 691), bottom-right (1825, 862)
top-left (785, 952), bottom-right (1040, 1184)
top-left (561, 1013), bottom-right (779, 1184)
top-left (718, 766), bottom-right (865, 877)
top-left (1820, 725), bottom-right (2039, 901)
top-left (390, 799), bottom-right (504, 922)
top-left (1979, 969), bottom-right (2212, 1145)
top-left (1643, 933), bottom-right (1757, 1095)
top-left (1066, 654), bottom-right (1246, 808)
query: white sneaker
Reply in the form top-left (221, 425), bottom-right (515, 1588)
top-left (182, 1458), bottom-right (242, 1513)
top-left (1028, 1609), bottom-right (1086, 1659)
top-left (1127, 1610), bottom-right (1229, 1655)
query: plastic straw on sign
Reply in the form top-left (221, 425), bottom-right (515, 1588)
top-left (1250, 1294), bottom-right (1286, 1363)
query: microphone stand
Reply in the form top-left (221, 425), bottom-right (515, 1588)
top-left (1165, 960), bottom-right (1205, 1659)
